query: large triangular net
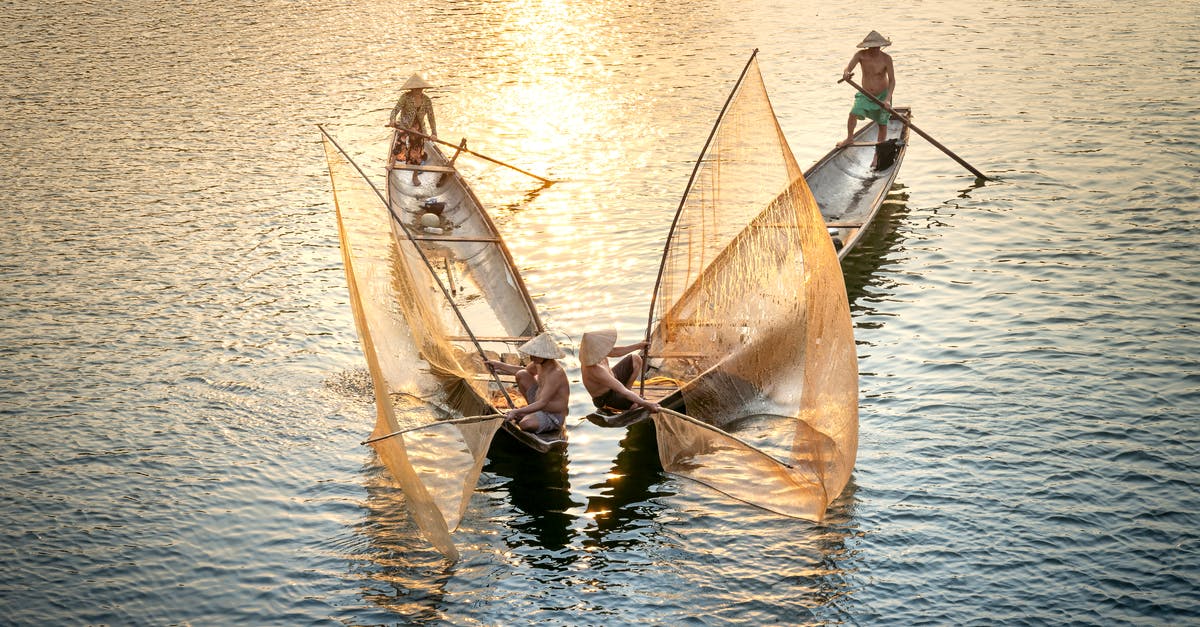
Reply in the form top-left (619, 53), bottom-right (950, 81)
top-left (646, 55), bottom-right (859, 520)
top-left (322, 131), bottom-right (504, 561)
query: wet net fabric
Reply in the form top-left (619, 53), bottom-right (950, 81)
top-left (647, 56), bottom-right (858, 520)
top-left (323, 133), bottom-right (502, 561)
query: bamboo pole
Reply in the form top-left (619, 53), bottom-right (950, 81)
top-left (361, 414), bottom-right (504, 445)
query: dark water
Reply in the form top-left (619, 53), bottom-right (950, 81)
top-left (3, 1), bottom-right (1198, 624)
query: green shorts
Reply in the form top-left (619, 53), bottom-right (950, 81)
top-left (850, 90), bottom-right (891, 126)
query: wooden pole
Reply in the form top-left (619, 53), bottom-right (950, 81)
top-left (840, 75), bottom-right (989, 180)
top-left (391, 126), bottom-right (554, 184)
top-left (361, 414), bottom-right (505, 445)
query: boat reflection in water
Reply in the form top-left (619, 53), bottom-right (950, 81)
top-left (582, 420), bottom-right (671, 550)
top-left (482, 432), bottom-right (578, 556)
top-left (842, 186), bottom-right (911, 310)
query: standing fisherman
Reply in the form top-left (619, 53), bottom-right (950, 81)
top-left (837, 30), bottom-right (896, 166)
top-left (389, 73), bottom-right (438, 185)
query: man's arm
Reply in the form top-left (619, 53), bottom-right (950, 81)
top-left (609, 341), bottom-right (649, 359)
top-left (388, 95), bottom-right (404, 127)
top-left (885, 55), bottom-right (896, 104)
top-left (842, 51), bottom-right (863, 81)
top-left (426, 97), bottom-right (437, 137)
top-left (483, 359), bottom-right (522, 375)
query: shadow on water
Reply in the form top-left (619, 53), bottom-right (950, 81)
top-left (841, 183), bottom-right (911, 313)
top-left (583, 420), bottom-right (674, 549)
top-left (495, 179), bottom-right (555, 214)
top-left (482, 431), bottom-right (580, 561)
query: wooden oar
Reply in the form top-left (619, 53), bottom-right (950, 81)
top-left (390, 126), bottom-right (554, 184)
top-left (839, 75), bottom-right (988, 180)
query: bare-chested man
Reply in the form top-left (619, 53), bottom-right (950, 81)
top-left (579, 329), bottom-right (659, 414)
top-left (838, 30), bottom-right (896, 158)
top-left (483, 333), bottom-right (569, 434)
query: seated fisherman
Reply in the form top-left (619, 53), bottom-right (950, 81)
top-left (483, 333), bottom-right (569, 434)
top-left (579, 329), bottom-right (659, 413)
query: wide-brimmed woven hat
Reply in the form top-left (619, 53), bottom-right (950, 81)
top-left (579, 329), bottom-right (618, 366)
top-left (519, 333), bottom-right (565, 360)
top-left (401, 73), bottom-right (432, 90)
top-left (857, 30), bottom-right (891, 48)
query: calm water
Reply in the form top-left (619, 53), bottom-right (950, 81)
top-left (3, 1), bottom-right (1198, 624)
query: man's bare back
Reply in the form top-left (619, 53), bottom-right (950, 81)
top-left (528, 360), bottom-right (569, 416)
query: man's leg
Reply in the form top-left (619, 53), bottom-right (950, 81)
top-left (517, 412), bottom-right (544, 433)
top-left (870, 116), bottom-right (892, 168)
top-left (515, 371), bottom-right (536, 404)
top-left (837, 114), bottom-right (857, 148)
top-left (611, 354), bottom-right (641, 388)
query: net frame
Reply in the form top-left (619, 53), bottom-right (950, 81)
top-left (322, 126), bottom-right (542, 560)
top-left (639, 52), bottom-right (859, 520)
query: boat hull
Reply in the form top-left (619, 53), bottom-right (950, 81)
top-left (806, 107), bottom-right (911, 259)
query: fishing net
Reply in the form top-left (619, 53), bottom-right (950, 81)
top-left (647, 55), bottom-right (858, 520)
top-left (323, 132), bottom-right (506, 561)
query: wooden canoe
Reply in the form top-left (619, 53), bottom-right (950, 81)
top-left (385, 132), bottom-right (566, 453)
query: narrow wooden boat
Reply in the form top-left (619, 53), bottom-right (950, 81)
top-left (807, 108), bottom-right (910, 259)
top-left (384, 131), bottom-right (567, 453)
top-left (323, 125), bottom-right (564, 560)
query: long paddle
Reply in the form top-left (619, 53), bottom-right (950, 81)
top-left (840, 75), bottom-right (988, 180)
top-left (390, 126), bottom-right (555, 184)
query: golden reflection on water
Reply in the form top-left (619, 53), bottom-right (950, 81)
top-left (345, 1), bottom-right (869, 618)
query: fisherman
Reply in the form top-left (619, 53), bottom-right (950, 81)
top-left (388, 73), bottom-right (438, 185)
top-left (579, 329), bottom-right (659, 413)
top-left (483, 333), bottom-right (570, 434)
top-left (837, 30), bottom-right (896, 166)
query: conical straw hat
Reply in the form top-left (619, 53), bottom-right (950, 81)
top-left (519, 333), bottom-right (564, 360)
top-left (579, 329), bottom-right (618, 366)
top-left (402, 73), bottom-right (432, 90)
top-left (857, 30), bottom-right (891, 48)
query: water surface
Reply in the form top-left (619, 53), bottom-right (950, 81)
top-left (2, 0), bottom-right (1197, 624)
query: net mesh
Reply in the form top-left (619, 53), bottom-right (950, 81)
top-left (647, 56), bottom-right (858, 520)
top-left (323, 132), bottom-right (503, 561)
